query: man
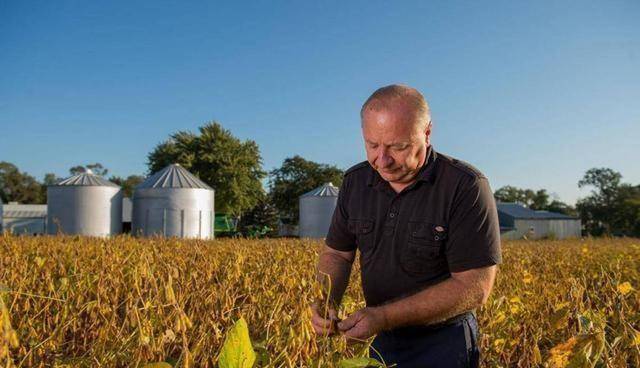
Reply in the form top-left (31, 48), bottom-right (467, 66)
top-left (311, 84), bottom-right (501, 367)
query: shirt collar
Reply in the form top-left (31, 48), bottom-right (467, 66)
top-left (367, 145), bottom-right (438, 188)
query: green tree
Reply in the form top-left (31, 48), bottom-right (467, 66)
top-left (42, 173), bottom-right (60, 186)
top-left (494, 185), bottom-right (575, 215)
top-left (237, 196), bottom-right (280, 237)
top-left (530, 189), bottom-right (550, 210)
top-left (545, 200), bottom-right (577, 217)
top-left (69, 163), bottom-right (108, 176)
top-left (147, 122), bottom-right (266, 215)
top-left (577, 168), bottom-right (640, 236)
top-left (109, 175), bottom-right (145, 198)
top-left (0, 162), bottom-right (45, 204)
top-left (494, 185), bottom-right (531, 206)
top-left (615, 184), bottom-right (640, 236)
top-left (41, 173), bottom-right (61, 202)
top-left (269, 155), bottom-right (343, 223)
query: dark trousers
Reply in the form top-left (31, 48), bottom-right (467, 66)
top-left (369, 312), bottom-right (479, 368)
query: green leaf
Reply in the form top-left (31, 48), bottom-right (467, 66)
top-left (565, 333), bottom-right (605, 368)
top-left (218, 317), bottom-right (256, 368)
top-left (338, 357), bottom-right (384, 368)
top-left (252, 340), bottom-right (270, 366)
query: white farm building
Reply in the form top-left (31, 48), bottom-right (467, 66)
top-left (497, 203), bottom-right (581, 240)
top-left (0, 202), bottom-right (48, 235)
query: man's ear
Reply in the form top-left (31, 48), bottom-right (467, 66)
top-left (424, 121), bottom-right (432, 146)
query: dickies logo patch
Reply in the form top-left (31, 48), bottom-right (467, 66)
top-left (433, 225), bottom-right (447, 241)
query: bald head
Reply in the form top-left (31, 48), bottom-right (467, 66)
top-left (360, 84), bottom-right (431, 129)
top-left (360, 84), bottom-right (433, 191)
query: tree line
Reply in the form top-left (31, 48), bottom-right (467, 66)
top-left (0, 161), bottom-right (145, 203)
top-left (1, 122), bottom-right (638, 237)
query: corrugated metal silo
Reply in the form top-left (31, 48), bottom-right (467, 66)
top-left (299, 182), bottom-right (339, 238)
top-left (132, 164), bottom-right (215, 238)
top-left (47, 171), bottom-right (123, 236)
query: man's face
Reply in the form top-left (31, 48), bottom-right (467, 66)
top-left (361, 103), bottom-right (431, 185)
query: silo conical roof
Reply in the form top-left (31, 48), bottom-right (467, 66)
top-left (137, 164), bottom-right (212, 190)
top-left (301, 182), bottom-right (339, 197)
top-left (54, 170), bottom-right (119, 187)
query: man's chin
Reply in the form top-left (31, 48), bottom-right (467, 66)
top-left (379, 169), bottom-right (418, 184)
top-left (379, 170), bottom-right (403, 182)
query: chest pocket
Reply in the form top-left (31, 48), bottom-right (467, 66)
top-left (348, 219), bottom-right (376, 257)
top-left (401, 220), bottom-right (447, 275)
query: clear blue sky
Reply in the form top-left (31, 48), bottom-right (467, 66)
top-left (1, 1), bottom-right (638, 205)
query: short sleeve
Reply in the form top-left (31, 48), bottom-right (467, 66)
top-left (325, 178), bottom-right (357, 251)
top-left (445, 177), bottom-right (502, 272)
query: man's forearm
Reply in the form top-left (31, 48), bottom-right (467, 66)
top-left (316, 251), bottom-right (354, 306)
top-left (377, 272), bottom-right (489, 330)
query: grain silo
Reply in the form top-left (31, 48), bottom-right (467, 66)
top-left (299, 182), bottom-right (339, 238)
top-left (47, 170), bottom-right (122, 236)
top-left (132, 164), bottom-right (215, 238)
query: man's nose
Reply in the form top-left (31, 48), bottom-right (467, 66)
top-left (377, 148), bottom-right (394, 168)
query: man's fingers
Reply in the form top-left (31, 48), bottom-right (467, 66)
top-left (312, 303), bottom-right (338, 321)
top-left (337, 311), bottom-right (359, 332)
top-left (311, 312), bottom-right (334, 329)
top-left (311, 305), bottom-right (339, 324)
top-left (311, 322), bottom-right (332, 335)
top-left (311, 317), bottom-right (337, 335)
top-left (310, 304), bottom-right (340, 335)
top-left (344, 330), bottom-right (365, 344)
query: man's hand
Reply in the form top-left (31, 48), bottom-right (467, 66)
top-left (310, 302), bottom-right (341, 336)
top-left (337, 307), bottom-right (387, 343)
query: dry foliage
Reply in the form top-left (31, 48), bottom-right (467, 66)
top-left (0, 235), bottom-right (639, 367)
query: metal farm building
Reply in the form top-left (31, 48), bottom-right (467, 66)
top-left (47, 171), bottom-right (123, 236)
top-left (132, 164), bottom-right (215, 239)
top-left (298, 182), bottom-right (339, 238)
top-left (1, 202), bottom-right (47, 235)
top-left (497, 203), bottom-right (581, 240)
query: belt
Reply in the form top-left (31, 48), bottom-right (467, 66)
top-left (425, 311), bottom-right (474, 329)
top-left (382, 311), bottom-right (475, 337)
